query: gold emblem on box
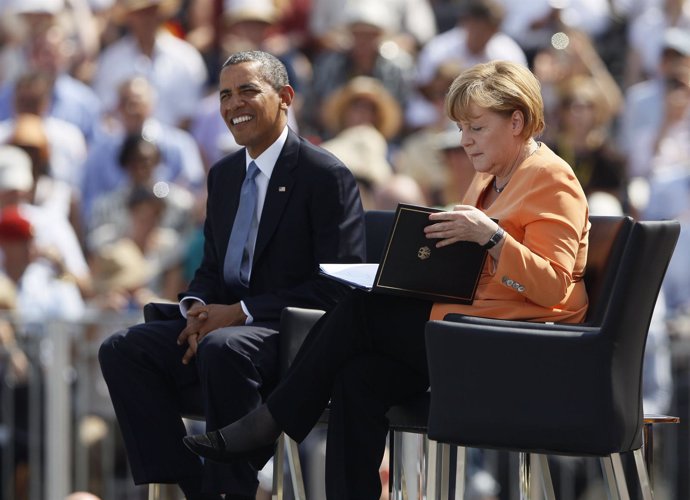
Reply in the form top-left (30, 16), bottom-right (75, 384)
top-left (417, 246), bottom-right (431, 260)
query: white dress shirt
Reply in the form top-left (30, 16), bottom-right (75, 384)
top-left (180, 126), bottom-right (289, 323)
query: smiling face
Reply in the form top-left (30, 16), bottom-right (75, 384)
top-left (457, 103), bottom-right (525, 177)
top-left (219, 61), bottom-right (294, 158)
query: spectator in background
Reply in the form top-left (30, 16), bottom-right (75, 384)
top-left (0, 71), bottom-right (88, 189)
top-left (397, 61), bottom-right (463, 204)
top-left (87, 133), bottom-right (195, 252)
top-left (302, 2), bottom-right (414, 139)
top-left (531, 28), bottom-right (623, 146)
top-left (319, 76), bottom-right (402, 208)
top-left (91, 0), bottom-right (208, 129)
top-left (0, 144), bottom-right (92, 298)
top-left (81, 76), bottom-right (205, 223)
top-left (0, 204), bottom-right (85, 322)
top-left (371, 173), bottom-right (427, 210)
top-left (435, 127), bottom-right (476, 207)
top-left (618, 27), bottom-right (690, 187)
top-left (89, 189), bottom-right (183, 311)
top-left (5, 113), bottom-right (84, 243)
top-left (0, 19), bottom-right (102, 142)
top-left (497, 0), bottom-right (617, 66)
top-left (547, 75), bottom-right (628, 215)
top-left (415, 0), bottom-right (527, 115)
top-left (493, 0), bottom-right (562, 64)
top-left (309, 0), bottom-right (437, 54)
top-left (623, 0), bottom-right (690, 87)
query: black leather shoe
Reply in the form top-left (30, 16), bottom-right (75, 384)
top-left (183, 431), bottom-right (275, 470)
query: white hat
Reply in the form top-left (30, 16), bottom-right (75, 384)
top-left (7, 0), bottom-right (64, 14)
top-left (343, 2), bottom-right (397, 33)
top-left (663, 27), bottom-right (690, 57)
top-left (223, 0), bottom-right (277, 23)
top-left (0, 145), bottom-right (34, 192)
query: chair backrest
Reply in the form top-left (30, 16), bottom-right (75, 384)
top-left (279, 210), bottom-right (396, 375)
top-left (364, 210), bottom-right (395, 263)
top-left (582, 215), bottom-right (634, 325)
top-left (601, 220), bottom-right (680, 448)
top-left (424, 219), bottom-right (679, 456)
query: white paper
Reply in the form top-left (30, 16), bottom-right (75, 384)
top-left (319, 263), bottom-right (379, 289)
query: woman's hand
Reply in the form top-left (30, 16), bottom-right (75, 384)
top-left (425, 205), bottom-right (499, 248)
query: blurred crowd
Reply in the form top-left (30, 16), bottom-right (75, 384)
top-left (1, 0), bottom-right (690, 497)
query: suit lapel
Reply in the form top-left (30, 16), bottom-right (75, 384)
top-left (252, 131), bottom-right (299, 263)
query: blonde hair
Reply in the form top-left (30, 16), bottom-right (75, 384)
top-left (445, 60), bottom-right (545, 140)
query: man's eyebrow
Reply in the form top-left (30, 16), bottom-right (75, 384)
top-left (220, 83), bottom-right (261, 96)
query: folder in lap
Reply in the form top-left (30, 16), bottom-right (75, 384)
top-left (320, 204), bottom-right (488, 304)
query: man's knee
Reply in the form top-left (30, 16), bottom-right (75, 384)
top-left (196, 329), bottom-right (252, 373)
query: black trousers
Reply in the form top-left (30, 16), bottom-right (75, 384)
top-left (267, 289), bottom-right (433, 500)
top-left (98, 318), bottom-right (280, 496)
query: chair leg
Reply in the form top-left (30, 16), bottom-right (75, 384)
top-left (390, 430), bottom-right (404, 500)
top-left (425, 439), bottom-right (452, 500)
top-left (518, 452), bottom-right (531, 500)
top-left (601, 453), bottom-right (631, 500)
top-left (425, 438), bottom-right (437, 500)
top-left (633, 448), bottom-right (655, 500)
top-left (285, 435), bottom-right (307, 500)
top-left (272, 434), bottom-right (285, 500)
top-left (148, 484), bottom-right (160, 500)
top-left (535, 454), bottom-right (556, 500)
top-left (438, 443), bottom-right (452, 500)
top-left (454, 446), bottom-right (466, 500)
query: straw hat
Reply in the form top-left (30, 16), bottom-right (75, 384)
top-left (320, 124), bottom-right (393, 186)
top-left (112, 0), bottom-right (181, 23)
top-left (91, 238), bottom-right (154, 293)
top-left (321, 76), bottom-right (403, 140)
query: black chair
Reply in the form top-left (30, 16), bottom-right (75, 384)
top-left (280, 215), bottom-right (637, 499)
top-left (425, 219), bottom-right (680, 500)
top-left (144, 210), bottom-right (396, 500)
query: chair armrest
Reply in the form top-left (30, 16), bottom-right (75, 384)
top-left (424, 319), bottom-right (612, 454)
top-left (143, 302), bottom-right (182, 323)
top-left (442, 313), bottom-right (595, 332)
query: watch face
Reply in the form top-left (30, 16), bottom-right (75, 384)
top-left (484, 227), bottom-right (504, 249)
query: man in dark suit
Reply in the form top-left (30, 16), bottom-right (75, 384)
top-left (98, 50), bottom-right (365, 500)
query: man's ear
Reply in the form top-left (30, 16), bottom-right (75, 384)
top-left (279, 85), bottom-right (295, 110)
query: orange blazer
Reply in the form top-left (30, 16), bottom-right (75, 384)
top-left (430, 143), bottom-right (590, 324)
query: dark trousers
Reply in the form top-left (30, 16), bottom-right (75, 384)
top-left (267, 290), bottom-right (433, 500)
top-left (98, 318), bottom-right (280, 496)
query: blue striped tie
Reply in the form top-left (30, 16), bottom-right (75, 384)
top-left (224, 161), bottom-right (260, 291)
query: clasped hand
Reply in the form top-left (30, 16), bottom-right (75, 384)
top-left (425, 205), bottom-right (498, 247)
top-left (177, 303), bottom-right (248, 364)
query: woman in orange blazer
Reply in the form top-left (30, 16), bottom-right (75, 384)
top-left (183, 60), bottom-right (590, 500)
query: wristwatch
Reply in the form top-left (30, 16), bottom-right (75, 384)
top-left (482, 226), bottom-right (505, 250)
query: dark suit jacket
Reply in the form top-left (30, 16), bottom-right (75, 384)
top-left (180, 128), bottom-right (365, 324)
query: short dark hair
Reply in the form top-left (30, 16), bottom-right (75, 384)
top-left (118, 133), bottom-right (160, 169)
top-left (221, 50), bottom-right (289, 90)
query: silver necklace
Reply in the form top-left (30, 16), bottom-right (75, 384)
top-left (492, 141), bottom-right (540, 194)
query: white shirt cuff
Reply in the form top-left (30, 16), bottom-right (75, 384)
top-left (179, 297), bottom-right (253, 325)
top-left (179, 296), bottom-right (205, 318)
